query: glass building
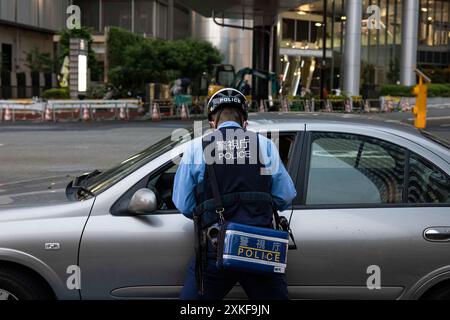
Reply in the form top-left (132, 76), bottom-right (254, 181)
top-left (278, 0), bottom-right (450, 97)
top-left (74, 0), bottom-right (191, 39)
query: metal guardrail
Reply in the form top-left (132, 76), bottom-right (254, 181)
top-left (256, 97), bottom-right (411, 114)
top-left (0, 96), bottom-right (416, 122)
top-left (0, 99), bottom-right (142, 122)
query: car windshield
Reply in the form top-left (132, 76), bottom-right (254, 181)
top-left (83, 129), bottom-right (193, 195)
top-left (420, 130), bottom-right (450, 149)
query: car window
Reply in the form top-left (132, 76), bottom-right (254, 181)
top-left (407, 153), bottom-right (450, 204)
top-left (150, 133), bottom-right (297, 211)
top-left (147, 162), bottom-right (179, 210)
top-left (306, 132), bottom-right (406, 205)
top-left (269, 133), bottom-right (296, 168)
top-left (83, 128), bottom-right (195, 195)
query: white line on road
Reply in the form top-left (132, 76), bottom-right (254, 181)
top-left (408, 116), bottom-right (450, 121)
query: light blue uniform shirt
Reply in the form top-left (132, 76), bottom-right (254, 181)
top-left (172, 121), bottom-right (297, 218)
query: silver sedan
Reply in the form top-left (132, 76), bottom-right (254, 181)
top-left (0, 113), bottom-right (449, 300)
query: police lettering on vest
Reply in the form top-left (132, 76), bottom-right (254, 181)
top-left (196, 125), bottom-right (273, 228)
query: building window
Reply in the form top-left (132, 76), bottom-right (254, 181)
top-left (102, 0), bottom-right (132, 31)
top-left (135, 0), bottom-right (154, 36)
top-left (74, 0), bottom-right (100, 32)
top-left (282, 18), bottom-right (295, 42)
top-left (155, 1), bottom-right (168, 39)
top-left (174, 5), bottom-right (190, 39)
top-left (1, 43), bottom-right (13, 71)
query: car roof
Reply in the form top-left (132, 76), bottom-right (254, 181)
top-left (247, 112), bottom-right (421, 136)
top-left (246, 112), bottom-right (450, 163)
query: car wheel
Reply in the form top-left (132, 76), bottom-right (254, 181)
top-left (0, 267), bottom-right (54, 300)
top-left (422, 283), bottom-right (450, 300)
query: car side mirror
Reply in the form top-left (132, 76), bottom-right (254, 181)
top-left (128, 188), bottom-right (158, 215)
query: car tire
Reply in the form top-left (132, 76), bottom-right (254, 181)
top-left (0, 266), bottom-right (54, 300)
top-left (421, 282), bottom-right (450, 300)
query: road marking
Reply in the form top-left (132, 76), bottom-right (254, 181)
top-left (408, 115), bottom-right (450, 121)
top-left (0, 175), bottom-right (71, 187)
top-left (441, 124), bottom-right (450, 127)
top-left (0, 144), bottom-right (3, 146)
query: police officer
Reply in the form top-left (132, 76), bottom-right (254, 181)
top-left (172, 88), bottom-right (296, 300)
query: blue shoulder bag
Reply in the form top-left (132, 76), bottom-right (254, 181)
top-left (206, 164), bottom-right (296, 275)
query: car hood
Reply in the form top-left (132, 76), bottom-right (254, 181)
top-left (0, 175), bottom-right (74, 208)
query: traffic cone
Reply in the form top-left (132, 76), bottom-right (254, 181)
top-left (364, 100), bottom-right (370, 113)
top-left (45, 106), bottom-right (52, 121)
top-left (180, 104), bottom-right (189, 120)
top-left (344, 100), bottom-right (352, 113)
top-left (387, 99), bottom-right (393, 112)
top-left (119, 106), bottom-right (126, 120)
top-left (3, 106), bottom-right (12, 121)
top-left (82, 107), bottom-right (90, 121)
top-left (151, 103), bottom-right (160, 121)
top-left (304, 100), bottom-right (310, 112)
top-left (325, 100), bottom-right (332, 112)
top-left (281, 99), bottom-right (288, 112)
top-left (405, 98), bottom-right (411, 112)
top-left (259, 100), bottom-right (265, 112)
top-left (138, 103), bottom-right (145, 115)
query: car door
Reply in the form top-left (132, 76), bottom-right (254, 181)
top-left (286, 126), bottom-right (450, 299)
top-left (79, 130), bottom-right (302, 299)
top-left (78, 157), bottom-right (195, 299)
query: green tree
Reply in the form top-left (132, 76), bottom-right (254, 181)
top-left (108, 40), bottom-right (166, 95)
top-left (25, 48), bottom-right (54, 73)
top-left (58, 26), bottom-right (101, 81)
top-left (107, 27), bottom-right (145, 69)
top-left (106, 27), bottom-right (223, 95)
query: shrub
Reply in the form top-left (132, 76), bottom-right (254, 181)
top-left (428, 83), bottom-right (450, 97)
top-left (380, 83), bottom-right (450, 97)
top-left (380, 84), bottom-right (415, 97)
top-left (42, 88), bottom-right (70, 100)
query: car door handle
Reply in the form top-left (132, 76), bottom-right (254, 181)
top-left (424, 227), bottom-right (450, 242)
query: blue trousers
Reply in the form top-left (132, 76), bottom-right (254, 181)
top-left (180, 257), bottom-right (289, 300)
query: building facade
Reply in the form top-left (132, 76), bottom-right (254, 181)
top-left (1, 0), bottom-right (448, 99)
top-left (0, 0), bottom-right (70, 98)
top-left (277, 0), bottom-right (450, 97)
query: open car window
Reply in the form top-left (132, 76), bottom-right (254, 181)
top-left (148, 133), bottom-right (298, 212)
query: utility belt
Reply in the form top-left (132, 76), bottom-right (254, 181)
top-left (192, 165), bottom-right (296, 296)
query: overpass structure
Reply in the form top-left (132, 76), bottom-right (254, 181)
top-left (179, 0), bottom-right (421, 98)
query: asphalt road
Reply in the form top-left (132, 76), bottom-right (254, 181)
top-left (0, 121), bottom-right (190, 184)
top-left (0, 107), bottom-right (449, 184)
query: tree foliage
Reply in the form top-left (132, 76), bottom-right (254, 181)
top-left (107, 27), bottom-right (223, 95)
top-left (25, 48), bottom-right (53, 73)
top-left (58, 26), bottom-right (101, 81)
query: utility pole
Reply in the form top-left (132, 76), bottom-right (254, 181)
top-left (320, 0), bottom-right (327, 100)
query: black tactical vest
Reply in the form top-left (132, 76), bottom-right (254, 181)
top-left (195, 125), bottom-right (273, 228)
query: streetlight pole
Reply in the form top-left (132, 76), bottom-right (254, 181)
top-left (320, 0), bottom-right (327, 100)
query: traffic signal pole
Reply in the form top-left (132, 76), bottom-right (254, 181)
top-left (412, 69), bottom-right (431, 129)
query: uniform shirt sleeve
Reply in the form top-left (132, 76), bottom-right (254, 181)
top-left (172, 138), bottom-right (204, 219)
top-left (260, 135), bottom-right (297, 211)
